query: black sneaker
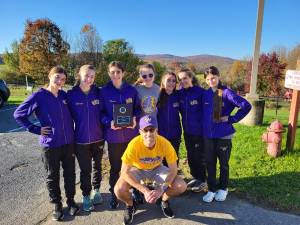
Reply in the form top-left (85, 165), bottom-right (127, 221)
top-left (123, 204), bottom-right (136, 225)
top-left (52, 203), bottom-right (64, 221)
top-left (67, 201), bottom-right (80, 216)
top-left (109, 193), bottom-right (119, 209)
top-left (161, 200), bottom-right (174, 218)
top-left (132, 188), bottom-right (144, 205)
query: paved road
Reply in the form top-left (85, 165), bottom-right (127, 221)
top-left (1, 132), bottom-right (300, 225)
top-left (0, 103), bottom-right (39, 133)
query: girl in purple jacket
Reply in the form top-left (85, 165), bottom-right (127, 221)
top-left (67, 65), bottom-right (104, 212)
top-left (178, 69), bottom-right (207, 193)
top-left (202, 66), bottom-right (251, 203)
top-left (13, 66), bottom-right (79, 221)
top-left (157, 71), bottom-right (182, 166)
top-left (100, 61), bottom-right (141, 209)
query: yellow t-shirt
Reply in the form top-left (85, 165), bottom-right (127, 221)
top-left (121, 135), bottom-right (178, 170)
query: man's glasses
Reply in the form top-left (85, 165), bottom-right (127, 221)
top-left (141, 73), bottom-right (154, 79)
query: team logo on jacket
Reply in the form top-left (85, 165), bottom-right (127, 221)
top-left (92, 99), bottom-right (100, 105)
top-left (62, 100), bottom-right (67, 104)
top-left (126, 98), bottom-right (133, 104)
top-left (75, 102), bottom-right (84, 105)
top-left (190, 100), bottom-right (198, 105)
top-left (173, 102), bottom-right (179, 107)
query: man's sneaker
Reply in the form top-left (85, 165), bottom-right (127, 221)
top-left (109, 193), bottom-right (119, 209)
top-left (91, 189), bottom-right (103, 205)
top-left (191, 181), bottom-right (207, 193)
top-left (186, 179), bottom-right (198, 190)
top-left (161, 200), bottom-right (174, 218)
top-left (202, 191), bottom-right (216, 203)
top-left (67, 201), bottom-right (80, 216)
top-left (132, 188), bottom-right (144, 205)
top-left (123, 204), bottom-right (136, 225)
top-left (215, 189), bottom-right (228, 202)
top-left (52, 203), bottom-right (64, 221)
top-left (83, 196), bottom-right (94, 212)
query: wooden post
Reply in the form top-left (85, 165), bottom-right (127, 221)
top-left (286, 60), bottom-right (300, 150)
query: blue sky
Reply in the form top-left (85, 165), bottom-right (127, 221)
top-left (1, 0), bottom-right (299, 59)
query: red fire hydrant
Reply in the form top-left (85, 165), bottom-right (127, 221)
top-left (262, 120), bottom-right (285, 157)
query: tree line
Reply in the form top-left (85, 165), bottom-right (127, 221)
top-left (1, 18), bottom-right (300, 97)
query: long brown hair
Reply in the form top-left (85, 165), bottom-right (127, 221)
top-left (134, 63), bottom-right (156, 86)
top-left (178, 68), bottom-right (199, 86)
top-left (204, 66), bottom-right (224, 122)
top-left (157, 71), bottom-right (177, 108)
top-left (44, 66), bottom-right (67, 87)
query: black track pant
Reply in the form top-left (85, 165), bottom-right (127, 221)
top-left (204, 138), bottom-right (232, 192)
top-left (75, 140), bottom-right (104, 196)
top-left (41, 144), bottom-right (76, 205)
top-left (184, 134), bottom-right (206, 182)
top-left (108, 142), bottom-right (129, 193)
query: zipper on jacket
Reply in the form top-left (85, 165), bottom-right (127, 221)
top-left (59, 99), bottom-right (68, 144)
top-left (120, 92), bottom-right (125, 142)
top-left (86, 94), bottom-right (91, 143)
top-left (167, 96), bottom-right (170, 137)
top-left (185, 92), bottom-right (188, 133)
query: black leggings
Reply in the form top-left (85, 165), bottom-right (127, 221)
top-left (107, 142), bottom-right (129, 193)
top-left (184, 134), bottom-right (206, 182)
top-left (204, 138), bottom-right (232, 192)
top-left (163, 137), bottom-right (181, 166)
top-left (41, 144), bottom-right (76, 205)
top-left (75, 140), bottom-right (104, 196)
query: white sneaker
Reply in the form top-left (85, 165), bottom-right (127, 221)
top-left (202, 191), bottom-right (215, 203)
top-left (215, 189), bottom-right (228, 201)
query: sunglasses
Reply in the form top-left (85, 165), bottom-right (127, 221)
top-left (142, 127), bottom-right (156, 133)
top-left (141, 73), bottom-right (154, 79)
top-left (167, 78), bottom-right (177, 83)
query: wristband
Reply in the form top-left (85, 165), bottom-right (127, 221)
top-left (161, 182), bottom-right (170, 192)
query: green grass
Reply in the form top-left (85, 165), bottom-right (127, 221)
top-left (179, 106), bottom-right (300, 214)
top-left (7, 85), bottom-right (38, 104)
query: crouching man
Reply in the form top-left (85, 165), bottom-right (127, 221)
top-left (114, 115), bottom-right (187, 225)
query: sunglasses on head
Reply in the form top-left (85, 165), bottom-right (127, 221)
top-left (142, 127), bottom-right (156, 133)
top-left (141, 73), bottom-right (154, 79)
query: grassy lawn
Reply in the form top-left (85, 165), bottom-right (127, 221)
top-left (179, 106), bottom-right (300, 214)
top-left (7, 85), bottom-right (38, 105)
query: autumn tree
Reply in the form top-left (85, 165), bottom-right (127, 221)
top-left (98, 39), bottom-right (143, 85)
top-left (187, 62), bottom-right (198, 74)
top-left (75, 24), bottom-right (103, 67)
top-left (3, 41), bottom-right (20, 73)
top-left (228, 60), bottom-right (247, 91)
top-left (287, 44), bottom-right (300, 69)
top-left (152, 61), bottom-right (166, 83)
top-left (245, 52), bottom-right (287, 96)
top-left (19, 18), bottom-right (69, 83)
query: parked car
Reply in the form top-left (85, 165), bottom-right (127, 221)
top-left (0, 79), bottom-right (10, 108)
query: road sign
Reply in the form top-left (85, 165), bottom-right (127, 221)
top-left (285, 70), bottom-right (300, 91)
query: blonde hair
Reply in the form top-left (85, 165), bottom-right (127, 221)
top-left (75, 64), bottom-right (95, 86)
